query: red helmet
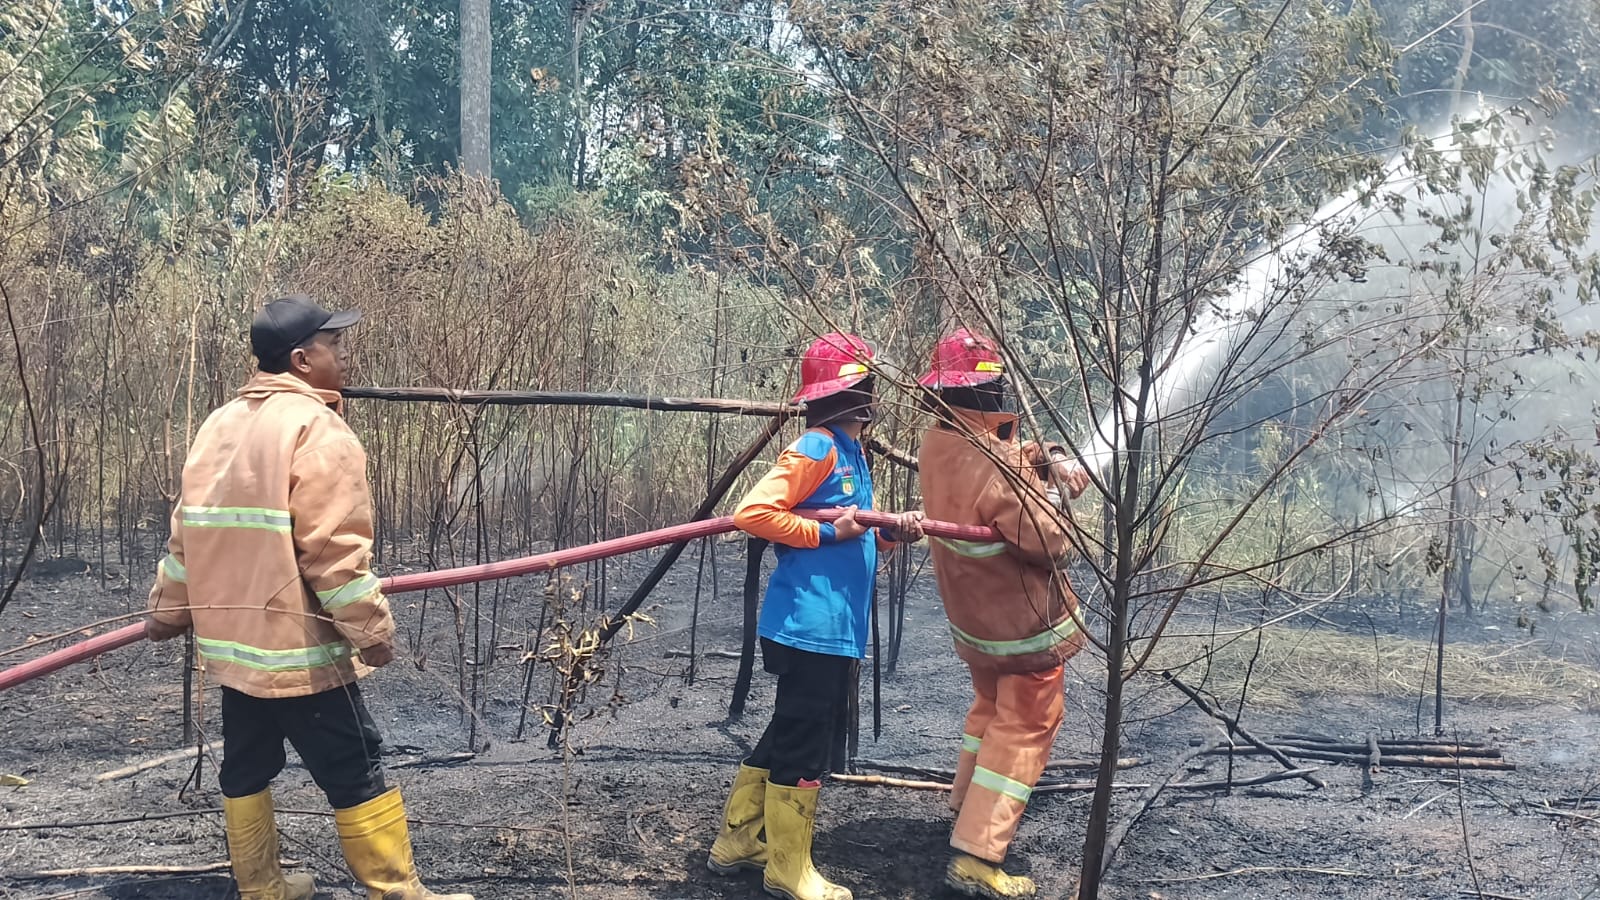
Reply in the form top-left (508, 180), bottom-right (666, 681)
top-left (793, 332), bottom-right (875, 403)
top-left (918, 328), bottom-right (1005, 388)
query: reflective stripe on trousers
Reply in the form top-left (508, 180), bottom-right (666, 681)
top-left (950, 664), bottom-right (1065, 863)
top-left (970, 766), bottom-right (1033, 804)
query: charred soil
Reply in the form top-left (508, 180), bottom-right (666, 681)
top-left (3, 547), bottom-right (1600, 899)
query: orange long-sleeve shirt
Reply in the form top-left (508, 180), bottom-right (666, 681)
top-left (734, 430), bottom-right (895, 552)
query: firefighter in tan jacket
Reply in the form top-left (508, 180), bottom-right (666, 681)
top-left (916, 329), bottom-right (1090, 900)
top-left (145, 295), bottom-right (471, 900)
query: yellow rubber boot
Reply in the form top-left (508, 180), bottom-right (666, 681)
top-left (222, 789), bottom-right (315, 900)
top-left (945, 853), bottom-right (1037, 900)
top-left (708, 763), bottom-right (769, 874)
top-left (333, 788), bottom-right (474, 900)
top-left (761, 781), bottom-right (851, 900)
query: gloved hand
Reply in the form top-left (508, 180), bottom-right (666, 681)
top-left (144, 617), bottom-right (188, 641)
top-left (359, 642), bottom-right (395, 667)
top-left (1025, 442), bottom-right (1090, 502)
top-left (1021, 441), bottom-right (1052, 480)
top-left (1053, 458), bottom-right (1091, 498)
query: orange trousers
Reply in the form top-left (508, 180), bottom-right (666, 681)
top-left (948, 664), bottom-right (1064, 863)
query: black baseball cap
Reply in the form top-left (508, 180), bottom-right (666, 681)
top-left (250, 295), bottom-right (362, 363)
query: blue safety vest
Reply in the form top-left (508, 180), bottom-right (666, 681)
top-left (757, 426), bottom-right (877, 659)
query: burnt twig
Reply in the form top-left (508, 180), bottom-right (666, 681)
top-left (95, 741), bottom-right (221, 782)
top-left (387, 752), bottom-right (476, 770)
top-left (1177, 767), bottom-right (1323, 791)
top-left (1162, 672), bottom-right (1326, 789)
top-left (830, 773), bottom-right (1154, 793)
top-left (1207, 746), bottom-right (1514, 771)
top-left (851, 757), bottom-right (1142, 781)
top-left (18, 860), bottom-right (300, 879)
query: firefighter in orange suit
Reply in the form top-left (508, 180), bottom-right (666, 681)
top-left (145, 295), bottom-right (471, 900)
top-left (708, 332), bottom-right (923, 900)
top-left (916, 328), bottom-right (1090, 900)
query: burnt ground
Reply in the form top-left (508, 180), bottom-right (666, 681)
top-left (3, 543), bottom-right (1600, 900)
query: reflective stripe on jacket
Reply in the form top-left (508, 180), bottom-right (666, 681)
top-left (147, 372), bottom-right (396, 698)
top-left (918, 409), bottom-right (1085, 674)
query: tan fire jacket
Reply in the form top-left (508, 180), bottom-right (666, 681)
top-left (147, 372), bottom-right (395, 698)
top-left (918, 409), bottom-right (1085, 674)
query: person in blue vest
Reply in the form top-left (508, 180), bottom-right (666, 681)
top-left (709, 332), bottom-right (924, 900)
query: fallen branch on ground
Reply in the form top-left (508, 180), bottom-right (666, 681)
top-left (1093, 744), bottom-right (1219, 884)
top-left (95, 742), bottom-right (221, 782)
top-left (1140, 865), bottom-right (1433, 884)
top-left (1162, 672), bottom-right (1326, 789)
top-left (1172, 767), bottom-right (1323, 791)
top-left (17, 860), bottom-right (298, 879)
top-left (664, 649), bottom-right (743, 660)
top-left (829, 773), bottom-right (1155, 793)
top-left (832, 773), bottom-right (950, 791)
top-left (1276, 732), bottom-right (1490, 749)
top-left (1527, 804), bottom-right (1600, 825)
top-left (1044, 756), bottom-right (1144, 771)
top-left (1206, 747), bottom-right (1514, 771)
top-left (1273, 737), bottom-right (1503, 759)
top-left (627, 802), bottom-right (670, 849)
top-left (0, 807), bottom-right (562, 836)
top-left (850, 757), bottom-right (1142, 781)
top-left (1033, 780), bottom-right (1152, 794)
top-left (387, 752), bottom-right (476, 770)
top-left (1552, 795), bottom-right (1600, 806)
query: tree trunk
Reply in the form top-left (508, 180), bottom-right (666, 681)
top-left (459, 0), bottom-right (492, 178)
top-left (1078, 355), bottom-right (1156, 898)
top-left (1443, 478), bottom-right (1478, 615)
top-left (1434, 338), bottom-right (1475, 733)
top-left (568, 3), bottom-right (597, 188)
top-left (1454, 511), bottom-right (1476, 612)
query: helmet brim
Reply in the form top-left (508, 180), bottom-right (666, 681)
top-left (793, 372), bottom-right (871, 404)
top-left (917, 370), bottom-right (1004, 389)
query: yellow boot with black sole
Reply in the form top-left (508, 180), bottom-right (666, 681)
top-left (334, 788), bottom-right (474, 900)
top-left (761, 780), bottom-right (851, 900)
top-left (222, 789), bottom-right (316, 900)
top-left (708, 763), bottom-right (770, 874)
top-left (945, 853), bottom-right (1037, 900)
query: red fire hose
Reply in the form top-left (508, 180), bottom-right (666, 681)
top-left (0, 510), bottom-right (995, 692)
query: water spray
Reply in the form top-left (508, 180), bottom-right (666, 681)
top-left (1075, 105), bottom-right (1513, 478)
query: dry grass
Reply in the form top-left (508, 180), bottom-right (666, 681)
top-left (1147, 625), bottom-right (1600, 711)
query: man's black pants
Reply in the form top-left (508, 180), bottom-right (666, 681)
top-left (219, 684), bottom-right (387, 810)
top-left (745, 638), bottom-right (856, 786)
